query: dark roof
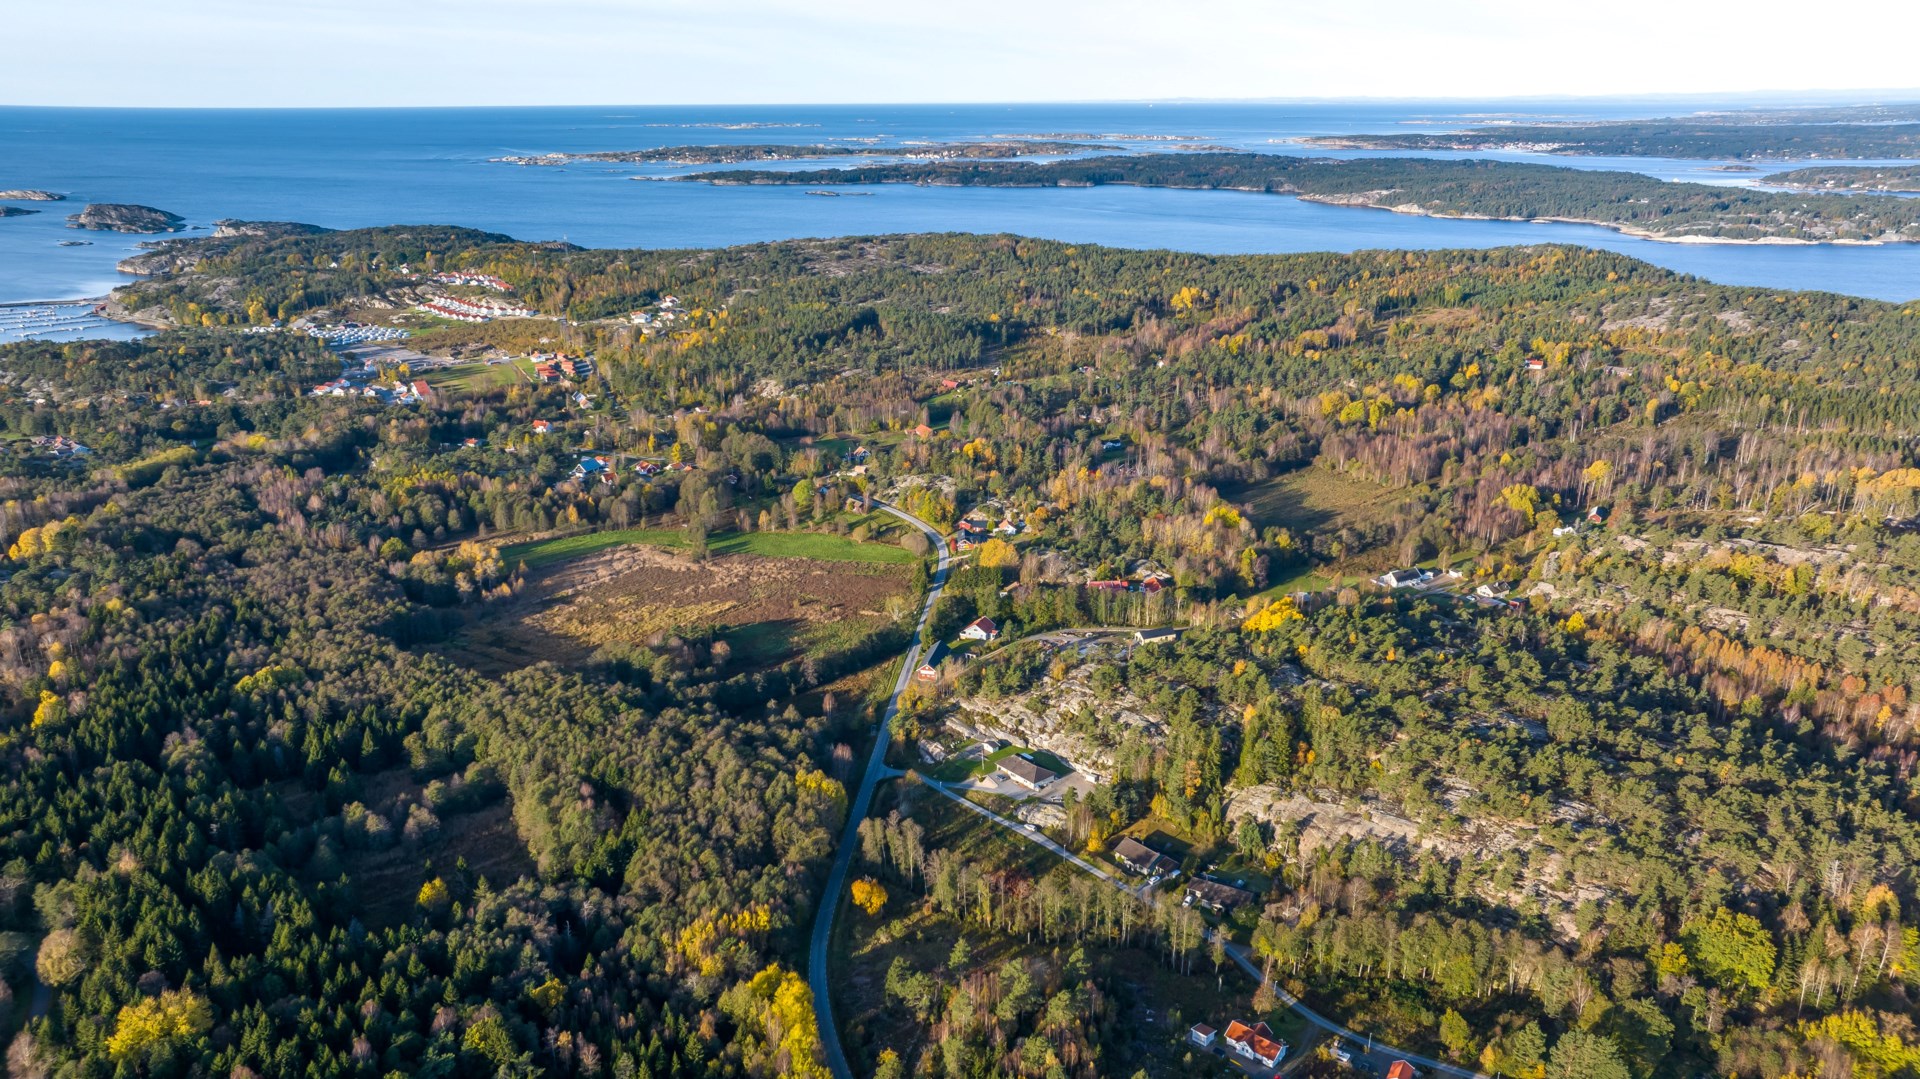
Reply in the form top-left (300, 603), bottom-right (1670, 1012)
top-left (1186, 878), bottom-right (1256, 909)
top-left (968, 616), bottom-right (998, 633)
top-left (919, 642), bottom-right (949, 670)
top-left (1113, 836), bottom-right (1171, 871)
top-left (998, 754), bottom-right (1058, 786)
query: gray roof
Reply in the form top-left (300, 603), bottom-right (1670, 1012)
top-left (998, 754), bottom-right (1058, 786)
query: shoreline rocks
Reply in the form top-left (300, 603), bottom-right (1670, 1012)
top-left (0, 190), bottom-right (64, 201)
top-left (67, 203), bottom-right (187, 233)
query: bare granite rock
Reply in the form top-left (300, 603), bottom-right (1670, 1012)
top-left (67, 203), bottom-right (186, 233)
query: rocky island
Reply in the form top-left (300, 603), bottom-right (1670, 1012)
top-left (0, 189), bottom-right (64, 201)
top-left (66, 203), bottom-right (187, 233)
top-left (0, 207), bottom-right (38, 219)
top-left (493, 139), bottom-right (1111, 166)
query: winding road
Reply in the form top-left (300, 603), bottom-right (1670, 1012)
top-left (806, 501), bottom-right (1487, 1079)
top-left (809, 500), bottom-right (950, 1079)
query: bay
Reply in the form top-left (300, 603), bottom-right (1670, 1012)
top-left (5, 101), bottom-right (1920, 318)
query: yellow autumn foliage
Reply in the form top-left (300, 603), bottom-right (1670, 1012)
top-left (1242, 597), bottom-right (1304, 632)
top-left (106, 989), bottom-right (213, 1059)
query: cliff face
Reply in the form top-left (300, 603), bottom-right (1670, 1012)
top-left (66, 203), bottom-right (187, 233)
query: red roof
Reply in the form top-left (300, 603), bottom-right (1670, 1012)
top-left (1387, 1063), bottom-right (1416, 1079)
top-left (968, 617), bottom-right (997, 634)
top-left (1224, 1020), bottom-right (1285, 1065)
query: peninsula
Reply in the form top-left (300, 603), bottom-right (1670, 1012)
top-left (1300, 117), bottom-right (1920, 160)
top-left (680, 152), bottom-right (1920, 243)
top-left (1763, 164), bottom-right (1920, 193)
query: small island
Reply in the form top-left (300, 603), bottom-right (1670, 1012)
top-left (0, 206), bottom-right (39, 219)
top-left (677, 152), bottom-right (1920, 244)
top-left (0, 189), bottom-right (65, 201)
top-left (67, 203), bottom-right (187, 233)
top-left (494, 139), bottom-right (1111, 166)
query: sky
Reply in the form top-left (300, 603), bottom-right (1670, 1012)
top-left (7, 0), bottom-right (1920, 108)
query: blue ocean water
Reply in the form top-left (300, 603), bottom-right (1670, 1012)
top-left (5, 101), bottom-right (1920, 312)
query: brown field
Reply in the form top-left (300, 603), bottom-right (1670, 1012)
top-left (439, 542), bottom-right (912, 674)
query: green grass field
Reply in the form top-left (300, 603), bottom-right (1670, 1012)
top-left (499, 527), bottom-right (920, 569)
top-left (423, 359), bottom-right (531, 394)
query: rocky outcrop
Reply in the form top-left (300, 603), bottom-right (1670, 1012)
top-left (211, 219), bottom-right (330, 240)
top-left (0, 206), bottom-right (38, 218)
top-left (0, 190), bottom-right (64, 201)
top-left (67, 204), bottom-right (186, 233)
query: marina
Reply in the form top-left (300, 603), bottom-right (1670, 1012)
top-left (0, 298), bottom-right (147, 344)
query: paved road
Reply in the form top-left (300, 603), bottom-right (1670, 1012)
top-left (809, 502), bottom-right (950, 1079)
top-left (918, 776), bottom-right (1491, 1079)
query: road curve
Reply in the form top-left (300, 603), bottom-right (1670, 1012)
top-left (810, 501), bottom-right (950, 1079)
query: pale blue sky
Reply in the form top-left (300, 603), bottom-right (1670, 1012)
top-left (6, 0), bottom-right (1919, 107)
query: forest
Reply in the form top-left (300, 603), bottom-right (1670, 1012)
top-left (1, 224), bottom-right (1919, 1077)
top-left (679, 154), bottom-right (1920, 243)
top-left (1763, 166), bottom-right (1920, 194)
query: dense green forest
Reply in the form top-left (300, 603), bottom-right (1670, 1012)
top-left (3, 225), bottom-right (1920, 1076)
top-left (679, 154), bottom-right (1920, 243)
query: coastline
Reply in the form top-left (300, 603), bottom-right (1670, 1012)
top-left (673, 175), bottom-right (1908, 247)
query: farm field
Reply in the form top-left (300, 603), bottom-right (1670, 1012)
top-left (441, 539), bottom-right (914, 674)
top-left (421, 358), bottom-right (534, 393)
top-left (500, 526), bottom-right (920, 569)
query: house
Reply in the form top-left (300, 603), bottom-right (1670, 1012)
top-left (960, 617), bottom-right (999, 642)
top-left (993, 516), bottom-right (1021, 536)
top-left (533, 362), bottom-right (561, 382)
top-left (1184, 878), bottom-right (1256, 913)
top-left (916, 642), bottom-right (949, 682)
top-left (996, 754), bottom-right (1058, 792)
top-left (1328, 1043), bottom-right (1354, 1066)
top-left (846, 445), bottom-right (870, 464)
top-left (572, 456), bottom-right (610, 481)
top-left (1133, 627), bottom-right (1182, 646)
top-left (939, 378), bottom-right (961, 390)
top-left (1525, 356), bottom-right (1546, 371)
top-left (1087, 579), bottom-right (1131, 594)
top-left (461, 437), bottom-right (482, 449)
top-left (1223, 1020), bottom-right (1286, 1068)
top-left (1375, 568), bottom-right (1423, 589)
top-left (410, 379), bottom-right (432, 399)
top-left (1386, 1062), bottom-right (1416, 1079)
top-left (1475, 581), bottom-right (1512, 599)
top-left (1141, 573), bottom-right (1170, 595)
top-left (1112, 837), bottom-right (1174, 877)
top-left (1189, 1024), bottom-right (1217, 1049)
top-left (531, 420), bottom-right (553, 435)
top-left (1101, 439), bottom-right (1125, 451)
top-left (912, 423), bottom-right (935, 438)
top-left (1587, 505), bottom-right (1610, 525)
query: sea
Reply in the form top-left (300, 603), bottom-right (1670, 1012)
top-left (5, 100), bottom-right (1920, 341)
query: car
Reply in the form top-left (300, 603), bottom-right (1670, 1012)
top-left (1147, 874), bottom-right (1161, 886)
top-left (1021, 822), bottom-right (1036, 832)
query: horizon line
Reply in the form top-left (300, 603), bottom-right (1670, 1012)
top-left (8, 88), bottom-right (1920, 111)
